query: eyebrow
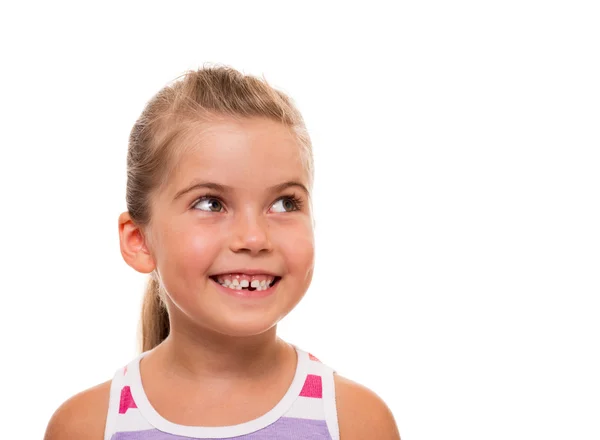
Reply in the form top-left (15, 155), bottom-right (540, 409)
top-left (173, 180), bottom-right (310, 201)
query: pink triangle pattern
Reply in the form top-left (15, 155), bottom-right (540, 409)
top-left (308, 353), bottom-right (321, 362)
top-left (119, 386), bottom-right (137, 414)
top-left (299, 374), bottom-right (322, 398)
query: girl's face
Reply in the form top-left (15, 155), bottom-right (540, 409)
top-left (146, 117), bottom-right (314, 337)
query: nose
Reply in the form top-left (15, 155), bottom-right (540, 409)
top-left (229, 210), bottom-right (273, 255)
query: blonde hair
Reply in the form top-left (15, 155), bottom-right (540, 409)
top-left (125, 64), bottom-right (314, 353)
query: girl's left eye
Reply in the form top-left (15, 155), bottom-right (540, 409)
top-left (193, 197), bottom-right (224, 212)
top-left (271, 196), bottom-right (301, 213)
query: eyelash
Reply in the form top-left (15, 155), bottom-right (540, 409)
top-left (191, 193), bottom-right (304, 212)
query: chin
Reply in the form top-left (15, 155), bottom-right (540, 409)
top-left (204, 312), bottom-right (282, 338)
top-left (166, 280), bottom-right (304, 339)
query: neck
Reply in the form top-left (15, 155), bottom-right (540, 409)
top-left (154, 323), bottom-right (292, 381)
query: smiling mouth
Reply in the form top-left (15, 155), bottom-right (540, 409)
top-left (209, 275), bottom-right (281, 292)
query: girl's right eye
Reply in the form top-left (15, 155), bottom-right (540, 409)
top-left (193, 197), bottom-right (224, 212)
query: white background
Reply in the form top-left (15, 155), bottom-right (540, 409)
top-left (1, 1), bottom-right (598, 439)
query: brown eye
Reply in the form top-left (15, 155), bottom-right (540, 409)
top-left (271, 197), bottom-right (299, 213)
top-left (194, 197), bottom-right (224, 212)
top-left (283, 199), bottom-right (295, 211)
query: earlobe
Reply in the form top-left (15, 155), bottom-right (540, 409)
top-left (118, 212), bottom-right (156, 274)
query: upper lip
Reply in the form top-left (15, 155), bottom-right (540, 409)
top-left (210, 269), bottom-right (280, 277)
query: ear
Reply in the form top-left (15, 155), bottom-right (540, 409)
top-left (118, 211), bottom-right (156, 274)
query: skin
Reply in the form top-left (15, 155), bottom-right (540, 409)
top-left (44, 116), bottom-right (400, 439)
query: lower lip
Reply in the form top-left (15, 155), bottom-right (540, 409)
top-left (210, 278), bottom-right (279, 299)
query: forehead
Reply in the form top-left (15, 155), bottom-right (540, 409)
top-left (167, 117), bottom-right (308, 193)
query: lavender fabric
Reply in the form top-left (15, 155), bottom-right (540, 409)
top-left (111, 417), bottom-right (332, 440)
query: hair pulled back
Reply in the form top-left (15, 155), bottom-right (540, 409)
top-left (126, 64), bottom-right (313, 353)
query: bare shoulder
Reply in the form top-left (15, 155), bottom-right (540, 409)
top-left (43, 380), bottom-right (112, 440)
top-left (334, 373), bottom-right (401, 440)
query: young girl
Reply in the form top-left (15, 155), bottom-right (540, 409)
top-left (44, 65), bottom-right (401, 440)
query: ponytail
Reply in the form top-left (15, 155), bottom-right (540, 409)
top-left (138, 275), bottom-right (170, 353)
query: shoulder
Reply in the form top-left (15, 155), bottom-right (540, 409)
top-left (334, 373), bottom-right (401, 440)
top-left (43, 380), bottom-right (111, 440)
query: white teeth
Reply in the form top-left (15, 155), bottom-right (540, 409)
top-left (214, 275), bottom-right (278, 291)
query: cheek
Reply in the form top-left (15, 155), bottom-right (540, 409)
top-left (159, 225), bottom-right (221, 275)
top-left (277, 221), bottom-right (315, 274)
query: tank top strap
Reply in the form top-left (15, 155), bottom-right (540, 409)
top-left (104, 355), bottom-right (153, 440)
top-left (287, 348), bottom-right (340, 440)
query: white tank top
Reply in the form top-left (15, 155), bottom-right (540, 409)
top-left (104, 345), bottom-right (340, 439)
